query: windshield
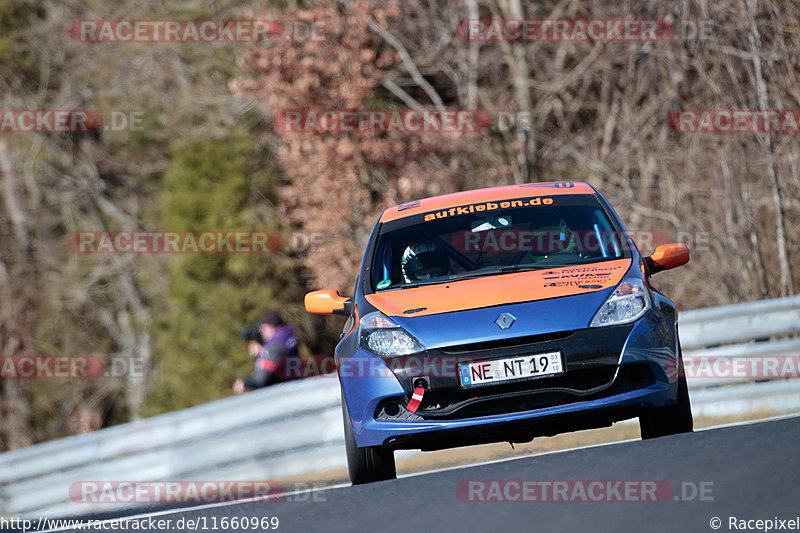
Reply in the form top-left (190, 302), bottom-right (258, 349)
top-left (370, 193), bottom-right (628, 291)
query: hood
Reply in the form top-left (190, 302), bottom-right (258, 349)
top-left (385, 287), bottom-right (620, 350)
top-left (365, 258), bottom-right (630, 318)
top-left (363, 258), bottom-right (631, 350)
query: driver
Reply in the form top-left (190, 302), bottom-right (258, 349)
top-left (401, 241), bottom-right (451, 282)
top-left (527, 217), bottom-right (576, 262)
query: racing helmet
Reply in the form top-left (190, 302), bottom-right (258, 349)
top-left (527, 216), bottom-right (576, 261)
top-left (401, 241), bottom-right (450, 282)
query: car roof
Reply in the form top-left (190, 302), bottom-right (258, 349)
top-left (379, 181), bottom-right (596, 223)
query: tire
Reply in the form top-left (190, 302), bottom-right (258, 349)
top-left (639, 355), bottom-right (694, 440)
top-left (341, 392), bottom-right (396, 484)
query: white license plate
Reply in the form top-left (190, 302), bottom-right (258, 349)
top-left (459, 351), bottom-right (564, 388)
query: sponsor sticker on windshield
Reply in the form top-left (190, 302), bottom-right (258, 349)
top-left (423, 197), bottom-right (554, 222)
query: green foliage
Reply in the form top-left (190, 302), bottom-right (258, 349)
top-left (0, 1), bottom-right (44, 87)
top-left (144, 131), bottom-right (300, 415)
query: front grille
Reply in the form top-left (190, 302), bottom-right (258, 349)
top-left (375, 364), bottom-right (654, 421)
top-left (381, 324), bottom-right (633, 393)
top-left (439, 331), bottom-right (574, 354)
top-left (420, 365), bottom-right (618, 413)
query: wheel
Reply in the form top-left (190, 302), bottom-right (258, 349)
top-left (341, 392), bottom-right (396, 484)
top-left (639, 355), bottom-right (694, 439)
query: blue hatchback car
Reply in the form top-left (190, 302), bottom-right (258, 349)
top-left (305, 182), bottom-right (692, 484)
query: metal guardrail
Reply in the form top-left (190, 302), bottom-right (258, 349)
top-left (1, 295), bottom-right (799, 518)
top-left (0, 377), bottom-right (346, 518)
top-left (678, 294), bottom-right (800, 416)
top-left (679, 294), bottom-right (800, 348)
top-left (679, 294), bottom-right (800, 388)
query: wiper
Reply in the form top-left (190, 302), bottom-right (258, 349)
top-left (402, 263), bottom-right (571, 287)
top-left (398, 279), bottom-right (451, 289)
top-left (496, 264), bottom-right (553, 273)
top-left (446, 265), bottom-right (550, 281)
top-left (535, 257), bottom-right (617, 267)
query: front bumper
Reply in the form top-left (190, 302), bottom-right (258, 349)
top-left (340, 309), bottom-right (680, 448)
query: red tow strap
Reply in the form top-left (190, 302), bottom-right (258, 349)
top-left (406, 386), bottom-right (426, 414)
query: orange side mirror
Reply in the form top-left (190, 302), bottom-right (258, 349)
top-left (645, 243), bottom-right (690, 275)
top-left (305, 289), bottom-right (352, 315)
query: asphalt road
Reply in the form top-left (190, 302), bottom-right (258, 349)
top-left (44, 416), bottom-right (800, 533)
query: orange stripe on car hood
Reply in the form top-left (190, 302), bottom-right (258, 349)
top-left (365, 259), bottom-right (631, 317)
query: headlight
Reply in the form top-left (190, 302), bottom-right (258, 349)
top-left (359, 312), bottom-right (425, 356)
top-left (590, 279), bottom-right (650, 327)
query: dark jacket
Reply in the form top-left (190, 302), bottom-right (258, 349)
top-left (243, 325), bottom-right (299, 388)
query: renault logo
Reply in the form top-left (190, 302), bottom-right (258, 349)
top-left (494, 312), bottom-right (516, 329)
